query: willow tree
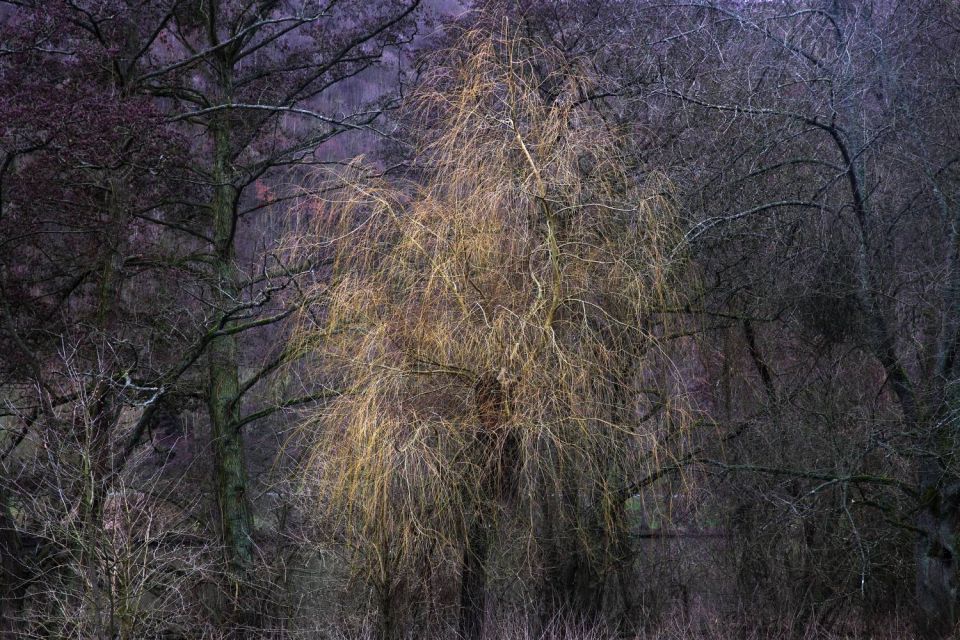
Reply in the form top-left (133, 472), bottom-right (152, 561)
top-left (290, 27), bottom-right (692, 638)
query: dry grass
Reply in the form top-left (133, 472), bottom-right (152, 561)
top-left (314, 610), bottom-right (921, 640)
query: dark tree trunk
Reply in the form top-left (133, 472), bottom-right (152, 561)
top-left (537, 470), bottom-right (610, 627)
top-left (916, 462), bottom-right (960, 638)
top-left (458, 372), bottom-right (512, 639)
top-left (0, 484), bottom-right (24, 634)
top-left (827, 106), bottom-right (960, 637)
top-left (459, 514), bottom-right (489, 640)
top-left (207, 81), bottom-right (255, 636)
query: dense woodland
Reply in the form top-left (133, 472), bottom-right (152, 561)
top-left (1, 1), bottom-right (959, 638)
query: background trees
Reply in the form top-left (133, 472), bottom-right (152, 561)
top-left (646, 2), bottom-right (960, 635)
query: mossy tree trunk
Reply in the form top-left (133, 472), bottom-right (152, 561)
top-left (207, 61), bottom-right (255, 634)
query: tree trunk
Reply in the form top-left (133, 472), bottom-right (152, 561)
top-left (208, 103), bottom-right (255, 634)
top-left (78, 192), bottom-right (126, 637)
top-left (539, 482), bottom-right (606, 625)
top-left (459, 513), bottom-right (489, 640)
top-left (917, 161), bottom-right (960, 639)
top-left (827, 97), bottom-right (959, 636)
top-left (458, 373), bottom-right (510, 639)
top-left (915, 473), bottom-right (960, 639)
top-left (0, 484), bottom-right (24, 634)
top-left (208, 327), bottom-right (253, 575)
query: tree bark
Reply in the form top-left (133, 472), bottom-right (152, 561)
top-left (916, 476), bottom-right (960, 639)
top-left (0, 484), bottom-right (24, 634)
top-left (208, 94), bottom-right (255, 633)
top-left (459, 513), bottom-right (489, 640)
top-left (458, 373), bottom-right (511, 638)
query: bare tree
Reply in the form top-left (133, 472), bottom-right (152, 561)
top-left (642, 0), bottom-right (960, 635)
top-left (288, 25), bottom-right (694, 639)
top-left (1, 0), bottom-right (423, 635)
